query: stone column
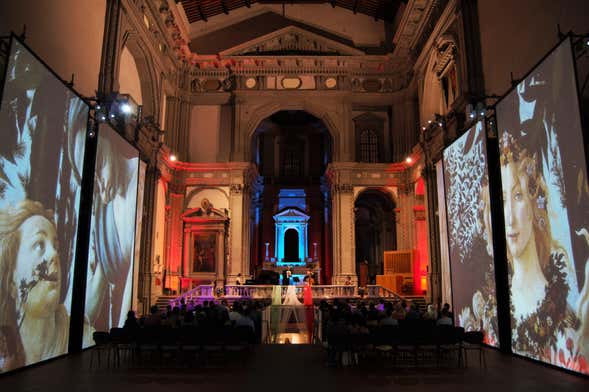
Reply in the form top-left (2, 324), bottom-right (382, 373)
top-left (138, 165), bottom-right (159, 313)
top-left (228, 183), bottom-right (250, 284)
top-left (165, 192), bottom-right (184, 294)
top-left (331, 183), bottom-right (357, 285)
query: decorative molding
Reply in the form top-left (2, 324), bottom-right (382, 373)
top-left (230, 183), bottom-right (244, 195)
top-left (219, 26), bottom-right (365, 57)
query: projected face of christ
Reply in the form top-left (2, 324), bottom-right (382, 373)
top-left (501, 162), bottom-right (534, 259)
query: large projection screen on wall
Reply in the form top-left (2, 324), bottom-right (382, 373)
top-left (496, 37), bottom-right (589, 374)
top-left (443, 121), bottom-right (499, 347)
top-left (83, 123), bottom-right (139, 348)
top-left (0, 38), bottom-right (88, 372)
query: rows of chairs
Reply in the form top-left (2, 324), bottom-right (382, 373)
top-left (325, 324), bottom-right (486, 368)
top-left (90, 326), bottom-right (257, 368)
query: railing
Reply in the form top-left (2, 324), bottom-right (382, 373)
top-left (168, 284), bottom-right (399, 307)
top-left (169, 284), bottom-right (214, 307)
top-left (365, 285), bottom-right (403, 301)
top-left (225, 285), bottom-right (356, 299)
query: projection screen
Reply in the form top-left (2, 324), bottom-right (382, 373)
top-left (0, 38), bottom-right (88, 372)
top-left (443, 121), bottom-right (499, 347)
top-left (83, 123), bottom-right (139, 348)
top-left (496, 37), bottom-right (589, 374)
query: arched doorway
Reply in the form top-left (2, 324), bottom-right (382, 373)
top-left (284, 229), bottom-right (299, 262)
top-left (354, 189), bottom-right (396, 286)
top-left (250, 110), bottom-right (333, 283)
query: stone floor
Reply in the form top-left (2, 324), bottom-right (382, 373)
top-left (0, 344), bottom-right (587, 392)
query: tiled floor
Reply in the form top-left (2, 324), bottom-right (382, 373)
top-left (0, 344), bottom-right (587, 391)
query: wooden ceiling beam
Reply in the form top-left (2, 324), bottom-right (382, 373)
top-left (198, 2), bottom-right (207, 22)
top-left (221, 0), bottom-right (229, 14)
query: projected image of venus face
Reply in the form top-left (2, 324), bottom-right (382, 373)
top-left (497, 38), bottom-right (589, 375)
top-left (0, 39), bottom-right (88, 372)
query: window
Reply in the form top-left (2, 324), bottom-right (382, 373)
top-left (359, 130), bottom-right (379, 163)
top-left (282, 148), bottom-right (302, 177)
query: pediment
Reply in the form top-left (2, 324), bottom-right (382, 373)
top-left (273, 208), bottom-right (310, 222)
top-left (182, 207), bottom-right (228, 222)
top-left (219, 26), bottom-right (365, 56)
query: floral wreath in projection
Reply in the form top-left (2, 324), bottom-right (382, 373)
top-left (444, 127), bottom-right (487, 264)
top-left (510, 251), bottom-right (587, 373)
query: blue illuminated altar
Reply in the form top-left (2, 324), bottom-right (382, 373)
top-left (274, 208), bottom-right (310, 266)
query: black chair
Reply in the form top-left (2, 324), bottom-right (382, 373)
top-left (179, 326), bottom-right (201, 366)
top-left (110, 327), bottom-right (135, 367)
top-left (90, 331), bottom-right (111, 368)
top-left (435, 325), bottom-right (462, 367)
top-left (462, 331), bottom-right (486, 368)
top-left (136, 327), bottom-right (160, 365)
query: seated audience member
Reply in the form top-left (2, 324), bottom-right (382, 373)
top-left (392, 302), bottom-right (406, 320)
top-left (423, 304), bottom-right (437, 320)
top-left (182, 310), bottom-right (197, 327)
top-left (376, 299), bottom-right (385, 313)
top-left (123, 310), bottom-right (140, 334)
top-left (405, 303), bottom-right (421, 320)
top-left (436, 309), bottom-right (453, 326)
top-left (441, 303), bottom-right (454, 320)
top-left (229, 303), bottom-right (243, 323)
top-left (379, 309), bottom-right (398, 326)
top-left (235, 308), bottom-right (255, 332)
top-left (144, 305), bottom-right (162, 327)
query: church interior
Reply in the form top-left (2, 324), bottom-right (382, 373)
top-left (0, 0), bottom-right (589, 388)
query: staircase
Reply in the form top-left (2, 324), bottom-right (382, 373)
top-left (154, 295), bottom-right (176, 313)
top-left (404, 295), bottom-right (427, 312)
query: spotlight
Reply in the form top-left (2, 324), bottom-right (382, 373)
top-left (586, 38), bottom-right (589, 46)
top-left (110, 113), bottom-right (116, 119)
top-left (428, 120), bottom-right (432, 124)
top-left (422, 126), bottom-right (426, 131)
top-left (98, 114), bottom-right (107, 122)
top-left (95, 104), bottom-right (101, 111)
top-left (469, 112), bottom-right (475, 119)
top-left (120, 103), bottom-right (133, 114)
top-left (438, 122), bottom-right (443, 127)
top-left (88, 130), bottom-right (96, 138)
top-left (480, 110), bottom-right (486, 116)
top-left (170, 154), bottom-right (177, 162)
top-left (405, 156), bottom-right (413, 164)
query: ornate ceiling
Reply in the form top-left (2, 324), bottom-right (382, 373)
top-left (179, 0), bottom-right (406, 23)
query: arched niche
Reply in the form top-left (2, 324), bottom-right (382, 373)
top-left (243, 99), bottom-right (342, 162)
top-left (119, 34), bottom-right (160, 119)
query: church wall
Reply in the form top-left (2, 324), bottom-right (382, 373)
top-left (189, 105), bottom-right (221, 162)
top-left (0, 0), bottom-right (106, 98)
top-left (189, 4), bottom-right (386, 48)
top-left (478, 0), bottom-right (589, 98)
top-left (118, 46), bottom-right (143, 105)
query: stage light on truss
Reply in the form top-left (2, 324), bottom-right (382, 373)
top-left (405, 156), bottom-right (413, 164)
top-left (120, 102), bottom-right (133, 114)
top-left (170, 154), bottom-right (177, 162)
